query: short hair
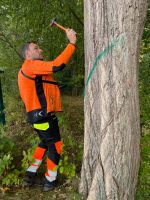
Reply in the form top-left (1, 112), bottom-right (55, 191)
top-left (20, 41), bottom-right (37, 59)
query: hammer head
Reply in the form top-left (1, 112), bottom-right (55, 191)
top-left (50, 18), bottom-right (57, 27)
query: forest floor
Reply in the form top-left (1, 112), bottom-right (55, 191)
top-left (0, 95), bottom-right (149, 200)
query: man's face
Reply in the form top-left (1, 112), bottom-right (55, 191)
top-left (26, 43), bottom-right (43, 60)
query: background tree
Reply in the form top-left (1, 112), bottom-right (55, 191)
top-left (80, 0), bottom-right (147, 199)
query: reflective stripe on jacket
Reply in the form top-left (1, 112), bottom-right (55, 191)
top-left (18, 43), bottom-right (76, 123)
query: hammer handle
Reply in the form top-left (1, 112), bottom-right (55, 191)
top-left (55, 23), bottom-right (67, 32)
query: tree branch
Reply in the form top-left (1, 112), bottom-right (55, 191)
top-left (0, 32), bottom-right (23, 61)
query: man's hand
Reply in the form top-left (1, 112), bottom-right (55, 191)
top-left (66, 29), bottom-right (77, 45)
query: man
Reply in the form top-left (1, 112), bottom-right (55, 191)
top-left (18, 28), bottom-right (76, 191)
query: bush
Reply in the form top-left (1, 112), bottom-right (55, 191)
top-left (0, 127), bottom-right (21, 186)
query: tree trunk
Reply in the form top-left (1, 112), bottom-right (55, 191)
top-left (79, 0), bottom-right (147, 199)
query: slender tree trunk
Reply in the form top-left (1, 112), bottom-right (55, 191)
top-left (79, 0), bottom-right (147, 199)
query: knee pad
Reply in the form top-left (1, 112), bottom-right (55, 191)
top-left (55, 141), bottom-right (62, 154)
top-left (33, 147), bottom-right (46, 160)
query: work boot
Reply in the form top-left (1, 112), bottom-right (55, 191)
top-left (22, 171), bottom-right (43, 187)
top-left (43, 178), bottom-right (57, 192)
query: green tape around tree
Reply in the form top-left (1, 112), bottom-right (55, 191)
top-left (84, 34), bottom-right (125, 96)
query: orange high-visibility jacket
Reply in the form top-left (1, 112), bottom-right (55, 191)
top-left (18, 43), bottom-right (76, 123)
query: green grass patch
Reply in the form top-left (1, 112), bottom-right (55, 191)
top-left (136, 131), bottom-right (150, 199)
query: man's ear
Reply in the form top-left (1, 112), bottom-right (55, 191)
top-left (25, 49), bottom-right (30, 59)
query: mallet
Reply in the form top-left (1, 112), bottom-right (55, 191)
top-left (50, 18), bottom-right (67, 32)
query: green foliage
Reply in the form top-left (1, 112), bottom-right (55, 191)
top-left (139, 2), bottom-right (150, 128)
top-left (58, 113), bottom-right (81, 180)
top-left (0, 153), bottom-right (12, 176)
top-left (58, 112), bottom-right (70, 132)
top-left (0, 134), bottom-right (14, 154)
top-left (136, 2), bottom-right (150, 198)
top-left (140, 4), bottom-right (150, 50)
top-left (0, 127), bottom-right (21, 186)
top-left (0, 0), bottom-right (84, 94)
top-left (21, 135), bottom-right (40, 171)
top-left (59, 149), bottom-right (76, 179)
top-left (139, 51), bottom-right (150, 129)
top-left (2, 169), bottom-right (21, 186)
top-left (136, 133), bottom-right (150, 200)
top-left (21, 149), bottom-right (35, 172)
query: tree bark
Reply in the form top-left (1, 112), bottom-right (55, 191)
top-left (79, 0), bottom-right (147, 199)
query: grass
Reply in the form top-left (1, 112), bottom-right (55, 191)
top-left (136, 129), bottom-right (150, 200)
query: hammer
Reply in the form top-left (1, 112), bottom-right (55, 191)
top-left (50, 18), bottom-right (67, 32)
